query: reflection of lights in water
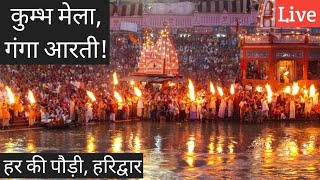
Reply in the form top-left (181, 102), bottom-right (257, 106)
top-left (281, 139), bottom-right (299, 157)
top-left (4, 141), bottom-right (15, 153)
top-left (154, 135), bottom-right (162, 152)
top-left (302, 136), bottom-right (315, 155)
top-left (228, 142), bottom-right (234, 154)
top-left (27, 142), bottom-right (36, 153)
top-left (207, 136), bottom-right (215, 165)
top-left (288, 141), bottom-right (298, 156)
top-left (208, 136), bottom-right (214, 154)
top-left (186, 136), bottom-right (195, 167)
top-left (187, 136), bottom-right (195, 154)
top-left (86, 135), bottom-right (96, 153)
top-left (112, 135), bottom-right (123, 153)
top-left (216, 137), bottom-right (224, 154)
top-left (252, 137), bottom-right (264, 159)
top-left (134, 135), bottom-right (141, 153)
top-left (264, 134), bottom-right (274, 164)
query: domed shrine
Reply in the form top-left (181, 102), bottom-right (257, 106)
top-left (239, 0), bottom-right (320, 88)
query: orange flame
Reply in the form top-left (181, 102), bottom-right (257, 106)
top-left (130, 80), bottom-right (135, 86)
top-left (292, 82), bottom-right (300, 95)
top-left (188, 79), bottom-right (195, 101)
top-left (28, 90), bottom-right (36, 104)
top-left (310, 84), bottom-right (315, 98)
top-left (86, 91), bottom-right (96, 102)
top-left (114, 91), bottom-right (123, 103)
top-left (5, 86), bottom-right (15, 104)
top-left (256, 86), bottom-right (263, 92)
top-left (230, 84), bottom-right (235, 95)
top-left (217, 86), bottom-right (224, 97)
top-left (265, 84), bottom-right (273, 103)
top-left (284, 86), bottom-right (291, 94)
top-left (113, 72), bottom-right (119, 85)
top-left (134, 87), bottom-right (142, 97)
top-left (209, 81), bottom-right (215, 94)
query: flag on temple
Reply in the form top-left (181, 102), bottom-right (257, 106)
top-left (128, 33), bottom-right (138, 45)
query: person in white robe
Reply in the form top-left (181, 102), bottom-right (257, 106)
top-left (313, 93), bottom-right (319, 105)
top-left (227, 96), bottom-right (234, 118)
top-left (261, 97), bottom-right (269, 118)
top-left (69, 98), bottom-right (75, 121)
top-left (85, 103), bottom-right (93, 122)
top-left (218, 97), bottom-right (227, 119)
top-left (189, 102), bottom-right (197, 120)
top-left (289, 97), bottom-right (295, 119)
top-left (209, 95), bottom-right (217, 116)
top-left (305, 98), bottom-right (312, 119)
top-left (137, 98), bottom-right (144, 118)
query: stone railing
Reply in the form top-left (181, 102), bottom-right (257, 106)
top-left (244, 34), bottom-right (320, 44)
top-left (110, 12), bottom-right (257, 31)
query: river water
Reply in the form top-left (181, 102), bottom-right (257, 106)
top-left (0, 121), bottom-right (319, 179)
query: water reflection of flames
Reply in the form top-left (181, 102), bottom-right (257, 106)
top-left (207, 136), bottom-right (215, 165)
top-left (186, 136), bottom-right (195, 167)
top-left (134, 135), bottom-right (141, 153)
top-left (228, 142), bottom-right (234, 154)
top-left (280, 139), bottom-right (299, 157)
top-left (86, 135), bottom-right (96, 153)
top-left (4, 142), bottom-right (15, 153)
top-left (302, 136), bottom-right (316, 155)
top-left (27, 142), bottom-right (36, 153)
top-left (263, 134), bottom-right (274, 164)
top-left (112, 135), bottom-right (123, 153)
top-left (216, 137), bottom-right (224, 154)
top-left (208, 136), bottom-right (214, 154)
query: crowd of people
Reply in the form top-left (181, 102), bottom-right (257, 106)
top-left (111, 32), bottom-right (240, 86)
top-left (0, 32), bottom-right (319, 129)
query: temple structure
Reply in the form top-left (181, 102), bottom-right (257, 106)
top-left (122, 23), bottom-right (181, 82)
top-left (240, 0), bottom-right (320, 88)
top-left (137, 23), bottom-right (179, 76)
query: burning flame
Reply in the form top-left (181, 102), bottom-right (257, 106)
top-left (130, 80), bottom-right (135, 86)
top-left (188, 79), bottom-right (195, 101)
top-left (284, 86), bottom-right (291, 94)
top-left (168, 82), bottom-right (176, 87)
top-left (28, 90), bottom-right (36, 104)
top-left (209, 81), bottom-right (215, 94)
top-left (217, 86), bottom-right (224, 97)
top-left (86, 91), bottom-right (96, 102)
top-left (292, 82), bottom-right (300, 95)
top-left (310, 84), bottom-right (315, 98)
top-left (230, 84), bottom-right (235, 95)
top-left (134, 87), bottom-right (142, 97)
top-left (284, 71), bottom-right (289, 76)
top-left (113, 72), bottom-right (119, 85)
top-left (265, 84), bottom-right (273, 103)
top-left (256, 86), bottom-right (263, 92)
top-left (114, 91), bottom-right (123, 103)
top-left (5, 86), bottom-right (15, 104)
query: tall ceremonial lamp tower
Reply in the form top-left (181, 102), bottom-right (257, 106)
top-left (154, 22), bottom-right (179, 76)
top-left (136, 22), bottom-right (179, 76)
